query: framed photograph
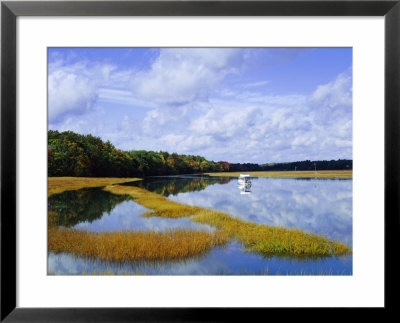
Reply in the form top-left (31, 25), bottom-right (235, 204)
top-left (1, 0), bottom-right (398, 320)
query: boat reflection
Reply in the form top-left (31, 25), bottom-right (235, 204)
top-left (238, 174), bottom-right (252, 194)
top-left (238, 184), bottom-right (252, 194)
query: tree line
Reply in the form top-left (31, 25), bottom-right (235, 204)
top-left (230, 159), bottom-right (352, 172)
top-left (48, 130), bottom-right (229, 177)
top-left (48, 130), bottom-right (352, 177)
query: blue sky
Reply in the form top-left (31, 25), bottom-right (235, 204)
top-left (48, 47), bottom-right (352, 163)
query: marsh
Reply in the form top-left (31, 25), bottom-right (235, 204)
top-left (48, 175), bottom-right (352, 275)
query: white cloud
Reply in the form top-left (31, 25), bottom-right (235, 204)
top-left (291, 134), bottom-right (317, 147)
top-left (97, 88), bottom-right (156, 108)
top-left (215, 93), bottom-right (307, 107)
top-left (243, 80), bottom-right (271, 88)
top-left (189, 106), bottom-right (263, 140)
top-left (310, 71), bottom-right (352, 108)
top-left (130, 48), bottom-right (243, 105)
top-left (48, 110), bottom-right (105, 137)
top-left (141, 105), bottom-right (193, 138)
top-left (48, 61), bottom-right (116, 122)
top-left (309, 70), bottom-right (352, 125)
top-left (133, 69), bottom-right (352, 163)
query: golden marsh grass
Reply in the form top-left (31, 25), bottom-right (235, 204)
top-left (103, 185), bottom-right (201, 218)
top-left (191, 210), bottom-right (351, 257)
top-left (206, 170), bottom-right (352, 179)
top-left (102, 185), bottom-right (351, 257)
top-left (48, 227), bottom-right (229, 261)
top-left (48, 177), bottom-right (141, 196)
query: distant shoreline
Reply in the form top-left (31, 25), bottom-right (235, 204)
top-left (206, 170), bottom-right (352, 179)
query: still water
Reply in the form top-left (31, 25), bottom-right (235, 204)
top-left (48, 188), bottom-right (213, 233)
top-left (48, 175), bottom-right (352, 275)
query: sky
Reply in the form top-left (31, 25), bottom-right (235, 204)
top-left (48, 47), bottom-right (352, 163)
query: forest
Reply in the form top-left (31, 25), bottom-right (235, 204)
top-left (229, 159), bottom-right (352, 172)
top-left (48, 130), bottom-right (352, 177)
top-left (48, 130), bottom-right (229, 177)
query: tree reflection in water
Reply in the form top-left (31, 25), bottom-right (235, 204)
top-left (123, 175), bottom-right (231, 197)
top-left (48, 188), bottom-right (131, 228)
top-left (48, 176), bottom-right (229, 228)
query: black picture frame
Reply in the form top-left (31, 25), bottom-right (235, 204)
top-left (1, 0), bottom-right (399, 321)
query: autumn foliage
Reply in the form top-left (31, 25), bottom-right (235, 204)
top-left (48, 130), bottom-right (230, 177)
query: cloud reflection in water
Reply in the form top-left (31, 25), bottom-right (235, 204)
top-left (169, 177), bottom-right (352, 247)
